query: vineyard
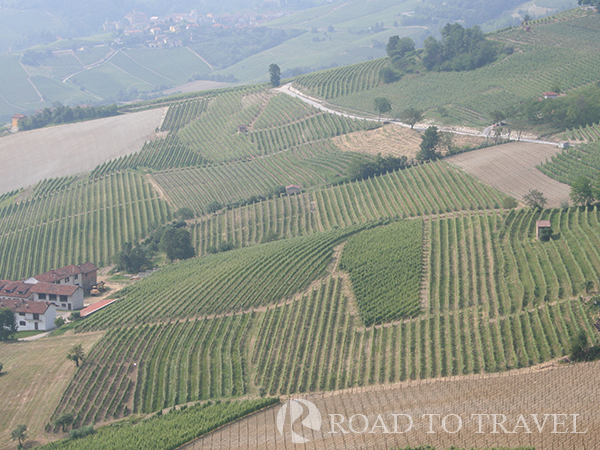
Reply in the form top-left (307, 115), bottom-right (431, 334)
top-left (0, 172), bottom-right (170, 281)
top-left (293, 12), bottom-right (600, 125)
top-left (538, 141), bottom-right (600, 185)
top-left (43, 398), bottom-right (278, 450)
top-left (339, 220), bottom-right (423, 325)
top-left (75, 225), bottom-right (369, 330)
top-left (186, 161), bottom-right (507, 256)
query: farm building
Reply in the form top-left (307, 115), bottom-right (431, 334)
top-left (11, 113), bottom-right (26, 128)
top-left (558, 141), bottom-right (570, 149)
top-left (0, 279), bottom-right (84, 311)
top-left (0, 298), bottom-right (56, 331)
top-left (286, 184), bottom-right (302, 195)
top-left (29, 262), bottom-right (98, 291)
top-left (542, 92), bottom-right (559, 99)
top-left (536, 220), bottom-right (552, 240)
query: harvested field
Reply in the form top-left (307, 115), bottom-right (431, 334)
top-left (0, 331), bottom-right (104, 449)
top-left (333, 125), bottom-right (485, 160)
top-left (187, 360), bottom-right (599, 449)
top-left (0, 107), bottom-right (167, 194)
top-left (448, 141), bottom-right (570, 207)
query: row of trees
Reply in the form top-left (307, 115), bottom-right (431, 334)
top-left (18, 103), bottom-right (119, 131)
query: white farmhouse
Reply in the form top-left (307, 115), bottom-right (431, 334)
top-left (0, 298), bottom-right (56, 331)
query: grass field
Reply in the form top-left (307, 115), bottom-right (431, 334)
top-left (0, 332), bottom-right (104, 449)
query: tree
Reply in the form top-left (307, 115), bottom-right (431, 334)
top-left (206, 201), bottom-right (223, 214)
top-left (160, 227), bottom-right (195, 261)
top-left (570, 331), bottom-right (590, 362)
top-left (67, 344), bottom-right (85, 367)
top-left (570, 176), bottom-right (595, 206)
top-left (489, 110), bottom-right (505, 124)
top-left (0, 362), bottom-right (3, 374)
top-left (269, 63), bottom-right (281, 87)
top-left (522, 189), bottom-right (547, 209)
top-left (502, 197), bottom-right (518, 209)
top-left (11, 424), bottom-right (27, 449)
top-left (112, 242), bottom-right (153, 274)
top-left (400, 108), bottom-right (423, 129)
top-left (0, 307), bottom-right (17, 341)
top-left (373, 97), bottom-right (391, 121)
top-left (417, 126), bottom-right (441, 161)
top-left (54, 412), bottom-right (74, 432)
top-left (54, 316), bottom-right (65, 328)
top-left (174, 207), bottom-right (195, 221)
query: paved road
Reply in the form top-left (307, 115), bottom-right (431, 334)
top-left (276, 83), bottom-right (558, 147)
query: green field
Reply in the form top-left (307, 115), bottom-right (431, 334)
top-left (294, 10), bottom-right (600, 125)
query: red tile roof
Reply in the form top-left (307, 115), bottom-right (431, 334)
top-left (286, 184), bottom-right (302, 189)
top-left (536, 220), bottom-right (551, 227)
top-left (0, 298), bottom-right (52, 314)
top-left (0, 280), bottom-right (34, 299)
top-left (30, 283), bottom-right (79, 296)
top-left (542, 92), bottom-right (558, 97)
top-left (34, 263), bottom-right (98, 283)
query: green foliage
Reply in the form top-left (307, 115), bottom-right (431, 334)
top-left (373, 97), bottom-right (392, 118)
top-left (11, 424), bottom-right (27, 447)
top-left (417, 126), bottom-right (441, 161)
top-left (0, 362), bottom-right (3, 374)
top-left (0, 307), bottom-right (17, 341)
top-left (68, 425), bottom-right (95, 440)
top-left (54, 412), bottom-right (74, 432)
top-left (70, 311), bottom-right (81, 321)
top-left (42, 399), bottom-right (278, 450)
top-left (502, 196), bottom-right (518, 209)
top-left (570, 176), bottom-right (596, 206)
top-left (18, 104), bottom-right (119, 131)
top-left (54, 317), bottom-right (66, 328)
top-left (400, 108), bottom-right (423, 129)
top-left (206, 201), bottom-right (223, 214)
top-left (422, 24), bottom-right (500, 72)
top-left (174, 207), bottom-right (195, 221)
top-left (340, 220), bottom-right (423, 325)
top-left (522, 189), bottom-right (548, 209)
top-left (113, 242), bottom-right (154, 274)
top-left (66, 344), bottom-right (85, 368)
top-left (269, 63), bottom-right (281, 87)
top-left (347, 154), bottom-right (410, 181)
top-left (160, 227), bottom-right (195, 261)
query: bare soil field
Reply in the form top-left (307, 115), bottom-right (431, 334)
top-left (448, 141), bottom-right (571, 207)
top-left (187, 360), bottom-right (599, 449)
top-left (0, 331), bottom-right (104, 449)
top-left (333, 125), bottom-right (486, 160)
top-left (0, 107), bottom-right (166, 195)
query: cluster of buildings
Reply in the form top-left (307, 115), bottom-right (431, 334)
top-left (0, 263), bottom-right (98, 332)
top-left (102, 7), bottom-right (288, 49)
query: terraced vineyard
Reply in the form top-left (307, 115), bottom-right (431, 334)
top-left (538, 141), bottom-right (600, 185)
top-left (563, 122), bottom-right (600, 143)
top-left (152, 142), bottom-right (367, 215)
top-left (0, 172), bottom-right (170, 280)
top-left (186, 161), bottom-right (507, 256)
top-left (294, 12), bottom-right (600, 125)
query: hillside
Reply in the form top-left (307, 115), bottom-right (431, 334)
top-left (2, 11), bottom-right (600, 449)
top-left (293, 9), bottom-right (600, 126)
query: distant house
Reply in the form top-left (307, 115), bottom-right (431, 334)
top-left (0, 279), bottom-right (84, 311)
top-left (536, 220), bottom-right (552, 240)
top-left (29, 262), bottom-right (98, 291)
top-left (542, 92), bottom-right (559, 99)
top-left (11, 113), bottom-right (26, 128)
top-left (286, 184), bottom-right (302, 195)
top-left (0, 298), bottom-right (56, 331)
top-left (558, 141), bottom-right (570, 149)
top-left (237, 125), bottom-right (248, 133)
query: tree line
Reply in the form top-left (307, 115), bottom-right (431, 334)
top-left (381, 23), bottom-right (508, 83)
top-left (18, 103), bottom-right (119, 131)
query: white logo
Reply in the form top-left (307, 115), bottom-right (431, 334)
top-left (276, 399), bottom-right (322, 443)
